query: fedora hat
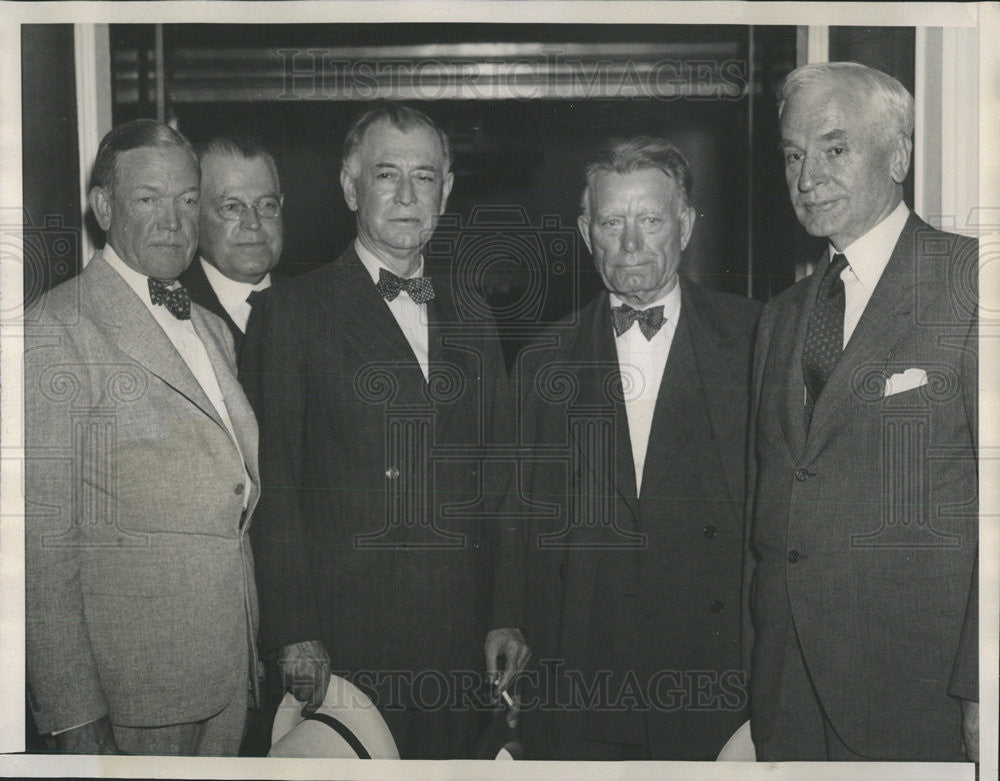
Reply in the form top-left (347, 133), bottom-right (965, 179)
top-left (269, 675), bottom-right (400, 759)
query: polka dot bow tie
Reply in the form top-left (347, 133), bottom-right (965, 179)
top-left (148, 277), bottom-right (191, 320)
top-left (612, 303), bottom-right (665, 340)
top-left (375, 267), bottom-right (436, 304)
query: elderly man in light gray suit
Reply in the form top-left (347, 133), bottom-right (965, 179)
top-left (24, 119), bottom-right (260, 755)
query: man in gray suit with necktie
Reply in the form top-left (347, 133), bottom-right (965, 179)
top-left (25, 119), bottom-right (260, 755)
top-left (747, 62), bottom-right (978, 762)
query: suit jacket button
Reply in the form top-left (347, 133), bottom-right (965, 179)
top-left (385, 467), bottom-right (400, 480)
top-left (787, 550), bottom-right (802, 564)
top-left (710, 600), bottom-right (725, 613)
top-left (703, 525), bottom-right (717, 538)
top-left (234, 483), bottom-right (245, 495)
top-left (794, 468), bottom-right (811, 481)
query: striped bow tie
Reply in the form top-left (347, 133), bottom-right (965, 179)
top-left (148, 277), bottom-right (191, 320)
top-left (612, 303), bottom-right (665, 340)
top-left (375, 267), bottom-right (435, 304)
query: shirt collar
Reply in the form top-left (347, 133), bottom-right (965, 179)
top-left (833, 200), bottom-right (909, 290)
top-left (102, 243), bottom-right (159, 304)
top-left (199, 257), bottom-right (271, 311)
top-left (355, 238), bottom-right (423, 285)
top-left (609, 278), bottom-right (682, 325)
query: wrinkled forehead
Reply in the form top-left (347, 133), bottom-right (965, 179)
top-left (357, 119), bottom-right (448, 168)
top-left (589, 167), bottom-right (683, 210)
top-left (200, 151), bottom-right (280, 195)
top-left (112, 144), bottom-right (200, 190)
top-left (782, 78), bottom-right (875, 132)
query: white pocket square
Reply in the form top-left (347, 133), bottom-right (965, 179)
top-left (884, 368), bottom-right (928, 397)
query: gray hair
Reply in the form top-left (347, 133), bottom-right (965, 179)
top-left (92, 118), bottom-right (197, 192)
top-left (195, 134), bottom-right (281, 190)
top-left (580, 135), bottom-right (694, 216)
top-left (341, 103), bottom-right (452, 177)
top-left (778, 61), bottom-right (914, 137)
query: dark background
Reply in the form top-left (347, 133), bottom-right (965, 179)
top-left (23, 23), bottom-right (914, 353)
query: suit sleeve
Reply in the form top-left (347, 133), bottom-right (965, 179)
top-left (241, 291), bottom-right (321, 655)
top-left (948, 304), bottom-right (979, 701)
top-left (742, 303), bottom-right (778, 676)
top-left (24, 316), bottom-right (108, 733)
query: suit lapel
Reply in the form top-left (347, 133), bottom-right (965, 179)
top-left (191, 307), bottom-right (260, 497)
top-left (316, 248), bottom-right (427, 384)
top-left (685, 291), bottom-right (743, 507)
top-left (425, 283), bottom-right (483, 425)
top-left (427, 285), bottom-right (462, 370)
top-left (638, 305), bottom-right (699, 502)
top-left (772, 271), bottom-right (820, 461)
top-left (575, 294), bottom-right (640, 519)
top-left (805, 215), bottom-right (922, 446)
top-left (648, 279), bottom-right (748, 510)
top-left (556, 296), bottom-right (640, 656)
top-left (180, 258), bottom-right (241, 339)
top-left (85, 253), bottom-right (226, 429)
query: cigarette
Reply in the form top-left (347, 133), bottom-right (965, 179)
top-left (501, 689), bottom-right (514, 707)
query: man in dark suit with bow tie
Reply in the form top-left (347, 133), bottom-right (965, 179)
top-left (518, 136), bottom-right (761, 759)
top-left (180, 135), bottom-right (284, 357)
top-left (241, 104), bottom-right (529, 759)
top-left (747, 62), bottom-right (978, 762)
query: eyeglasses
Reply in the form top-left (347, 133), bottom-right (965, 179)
top-left (216, 196), bottom-right (282, 222)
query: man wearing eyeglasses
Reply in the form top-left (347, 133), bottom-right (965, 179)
top-left (180, 136), bottom-right (284, 355)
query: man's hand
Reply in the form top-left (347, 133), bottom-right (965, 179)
top-left (55, 715), bottom-right (119, 754)
top-left (277, 640), bottom-right (331, 716)
top-left (485, 627), bottom-right (531, 697)
top-left (960, 698), bottom-right (979, 762)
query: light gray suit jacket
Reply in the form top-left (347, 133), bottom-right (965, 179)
top-left (24, 250), bottom-right (260, 733)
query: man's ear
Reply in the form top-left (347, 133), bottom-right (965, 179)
top-left (89, 187), bottom-right (112, 231)
top-left (679, 205), bottom-right (697, 251)
top-left (438, 171), bottom-right (455, 215)
top-left (890, 133), bottom-right (913, 185)
top-left (340, 168), bottom-right (358, 212)
top-left (577, 214), bottom-right (593, 255)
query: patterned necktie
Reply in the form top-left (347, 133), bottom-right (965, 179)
top-left (375, 267), bottom-right (435, 304)
top-left (148, 277), bottom-right (191, 320)
top-left (802, 252), bottom-right (850, 422)
top-left (612, 303), bottom-right (665, 341)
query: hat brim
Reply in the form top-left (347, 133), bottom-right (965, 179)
top-left (269, 677), bottom-right (400, 759)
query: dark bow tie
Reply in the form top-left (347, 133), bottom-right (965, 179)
top-left (375, 267), bottom-right (435, 304)
top-left (148, 277), bottom-right (191, 320)
top-left (612, 303), bottom-right (665, 340)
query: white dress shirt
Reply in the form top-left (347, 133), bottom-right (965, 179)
top-left (610, 282), bottom-right (682, 496)
top-left (355, 239), bottom-right (430, 381)
top-left (833, 200), bottom-right (909, 347)
top-left (199, 257), bottom-right (272, 333)
top-left (103, 246), bottom-right (250, 507)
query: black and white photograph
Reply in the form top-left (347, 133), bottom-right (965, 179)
top-left (0, 2), bottom-right (997, 779)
